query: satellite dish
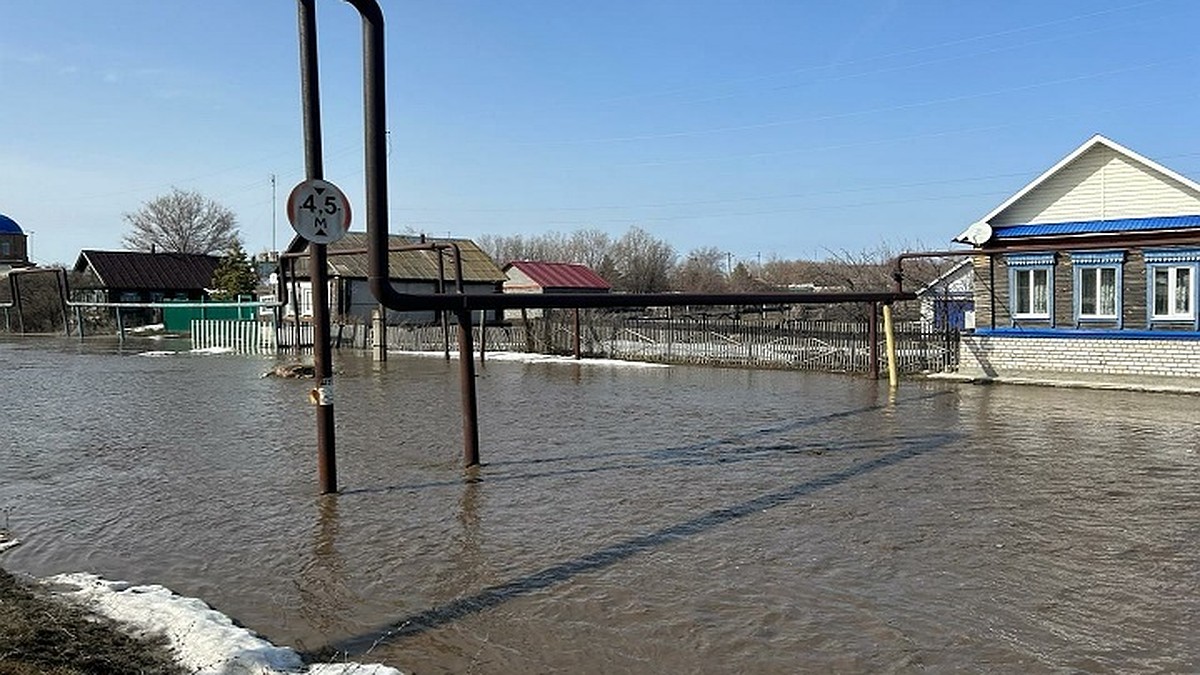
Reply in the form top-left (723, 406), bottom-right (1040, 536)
top-left (958, 221), bottom-right (993, 246)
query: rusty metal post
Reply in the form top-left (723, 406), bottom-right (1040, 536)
top-left (456, 307), bottom-right (481, 466)
top-left (868, 302), bottom-right (879, 379)
top-left (299, 0), bottom-right (337, 494)
top-left (573, 307), bottom-right (582, 359)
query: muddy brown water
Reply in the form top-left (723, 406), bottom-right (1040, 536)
top-left (2, 338), bottom-right (1197, 673)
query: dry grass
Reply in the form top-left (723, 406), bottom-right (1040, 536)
top-left (0, 568), bottom-right (184, 675)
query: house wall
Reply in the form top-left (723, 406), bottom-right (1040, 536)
top-left (992, 145), bottom-right (1200, 225)
top-left (972, 246), bottom-right (1196, 332)
top-left (502, 267), bottom-right (545, 320)
top-left (0, 234), bottom-right (27, 264)
top-left (959, 334), bottom-right (1200, 378)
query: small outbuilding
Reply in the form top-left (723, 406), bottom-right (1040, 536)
top-left (502, 260), bottom-right (612, 319)
top-left (916, 259), bottom-right (975, 330)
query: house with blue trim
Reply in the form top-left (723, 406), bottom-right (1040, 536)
top-left (953, 134), bottom-right (1200, 379)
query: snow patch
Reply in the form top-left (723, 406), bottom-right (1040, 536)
top-left (190, 346), bottom-right (235, 355)
top-left (46, 573), bottom-right (402, 675)
top-left (136, 350), bottom-right (177, 358)
top-left (396, 349), bottom-right (669, 369)
top-left (128, 323), bottom-right (166, 334)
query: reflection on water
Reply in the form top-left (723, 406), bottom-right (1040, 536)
top-left (2, 337), bottom-right (1198, 673)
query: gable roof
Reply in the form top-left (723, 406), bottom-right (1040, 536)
top-left (955, 135), bottom-right (1200, 243)
top-left (916, 258), bottom-right (973, 296)
top-left (289, 233), bottom-right (507, 283)
top-left (74, 250), bottom-right (222, 290)
top-left (504, 260), bottom-right (612, 291)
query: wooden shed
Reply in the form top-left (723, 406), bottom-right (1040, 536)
top-left (502, 261), bottom-right (612, 319)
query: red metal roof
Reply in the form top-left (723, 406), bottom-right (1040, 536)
top-left (504, 260), bottom-right (611, 291)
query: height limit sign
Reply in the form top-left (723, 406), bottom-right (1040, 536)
top-left (287, 179), bottom-right (352, 244)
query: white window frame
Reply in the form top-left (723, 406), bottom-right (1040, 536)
top-left (1007, 253), bottom-right (1055, 322)
top-left (1071, 250), bottom-right (1124, 325)
top-left (1150, 265), bottom-right (1194, 320)
top-left (1145, 249), bottom-right (1200, 326)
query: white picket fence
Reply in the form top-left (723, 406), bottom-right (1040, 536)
top-left (191, 319), bottom-right (278, 354)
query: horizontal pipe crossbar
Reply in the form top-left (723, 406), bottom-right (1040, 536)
top-left (366, 290), bottom-right (915, 312)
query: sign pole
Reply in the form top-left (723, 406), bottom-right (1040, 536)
top-left (298, 0), bottom-right (336, 494)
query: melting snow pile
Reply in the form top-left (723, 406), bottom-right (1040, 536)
top-left (46, 573), bottom-right (402, 675)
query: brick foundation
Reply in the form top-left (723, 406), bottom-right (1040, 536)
top-left (959, 333), bottom-right (1200, 378)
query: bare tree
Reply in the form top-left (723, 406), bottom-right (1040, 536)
top-left (613, 227), bottom-right (676, 293)
top-left (674, 246), bottom-right (728, 293)
top-left (123, 188), bottom-right (240, 254)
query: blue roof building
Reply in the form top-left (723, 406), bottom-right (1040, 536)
top-left (0, 213), bottom-right (30, 269)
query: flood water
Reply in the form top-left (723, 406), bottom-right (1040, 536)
top-left (2, 337), bottom-right (1198, 673)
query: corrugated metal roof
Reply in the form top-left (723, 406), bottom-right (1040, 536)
top-left (504, 260), bottom-right (612, 291)
top-left (291, 233), bottom-right (507, 283)
top-left (74, 250), bottom-right (222, 291)
top-left (995, 214), bottom-right (1200, 239)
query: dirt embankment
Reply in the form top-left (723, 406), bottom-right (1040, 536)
top-left (0, 568), bottom-right (183, 675)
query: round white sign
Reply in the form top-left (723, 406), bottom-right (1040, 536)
top-left (286, 179), bottom-right (352, 244)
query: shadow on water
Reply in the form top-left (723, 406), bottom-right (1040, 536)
top-left (310, 428), bottom-right (961, 659)
top-left (340, 390), bottom-right (955, 496)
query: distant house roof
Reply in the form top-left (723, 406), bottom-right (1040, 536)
top-left (74, 250), bottom-right (222, 291)
top-left (289, 233), bottom-right (506, 283)
top-left (916, 258), bottom-right (973, 297)
top-left (504, 260), bottom-right (612, 291)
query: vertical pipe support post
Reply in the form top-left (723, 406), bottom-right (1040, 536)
top-left (456, 306), bottom-right (481, 467)
top-left (883, 302), bottom-right (898, 388)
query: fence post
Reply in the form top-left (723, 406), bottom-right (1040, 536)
top-left (868, 302), bottom-right (879, 379)
top-left (573, 308), bottom-right (581, 359)
top-left (883, 303), bottom-right (898, 388)
top-left (372, 308), bottom-right (387, 361)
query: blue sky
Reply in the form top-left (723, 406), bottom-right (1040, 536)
top-left (3, 0), bottom-right (1199, 267)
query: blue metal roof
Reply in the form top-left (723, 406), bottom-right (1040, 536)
top-left (0, 214), bottom-right (22, 235)
top-left (994, 214), bottom-right (1200, 239)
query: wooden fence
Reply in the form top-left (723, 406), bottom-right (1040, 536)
top-left (384, 313), bottom-right (960, 374)
top-left (186, 313), bottom-right (959, 374)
